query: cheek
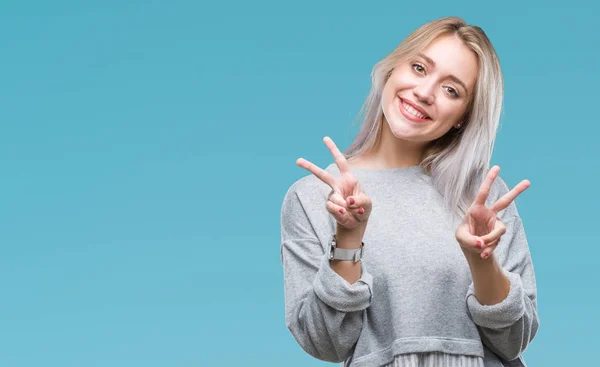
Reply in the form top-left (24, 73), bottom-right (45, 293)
top-left (439, 101), bottom-right (468, 121)
top-left (382, 82), bottom-right (398, 107)
top-left (383, 73), bottom-right (408, 103)
top-left (385, 69), bottom-right (409, 90)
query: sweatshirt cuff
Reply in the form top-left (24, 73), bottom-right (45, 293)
top-left (466, 269), bottom-right (526, 329)
top-left (312, 253), bottom-right (374, 312)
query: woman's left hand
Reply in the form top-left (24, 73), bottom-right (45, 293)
top-left (455, 166), bottom-right (531, 260)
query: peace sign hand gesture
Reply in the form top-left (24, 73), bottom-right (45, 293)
top-left (455, 166), bottom-right (531, 260)
top-left (296, 136), bottom-right (372, 231)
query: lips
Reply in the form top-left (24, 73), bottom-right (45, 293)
top-left (399, 98), bottom-right (431, 120)
top-left (397, 98), bottom-right (432, 124)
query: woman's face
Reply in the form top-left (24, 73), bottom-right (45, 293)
top-left (381, 34), bottom-right (479, 143)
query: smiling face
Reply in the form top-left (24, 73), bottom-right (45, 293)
top-left (381, 34), bottom-right (479, 144)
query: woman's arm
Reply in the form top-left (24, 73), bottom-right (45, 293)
top-left (465, 213), bottom-right (540, 362)
top-left (281, 184), bottom-right (373, 362)
top-left (464, 250), bottom-right (510, 305)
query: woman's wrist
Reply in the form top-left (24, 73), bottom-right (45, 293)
top-left (335, 223), bottom-right (367, 249)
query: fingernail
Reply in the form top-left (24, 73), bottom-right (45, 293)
top-left (339, 208), bottom-right (345, 214)
top-left (349, 197), bottom-right (355, 205)
top-left (358, 208), bottom-right (365, 214)
top-left (476, 240), bottom-right (482, 248)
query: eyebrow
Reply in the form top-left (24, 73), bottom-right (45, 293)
top-left (417, 53), bottom-right (469, 95)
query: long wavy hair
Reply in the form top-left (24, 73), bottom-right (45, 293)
top-left (344, 16), bottom-right (503, 219)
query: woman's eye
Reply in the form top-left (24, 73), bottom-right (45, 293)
top-left (412, 63), bottom-right (425, 74)
top-left (445, 87), bottom-right (459, 98)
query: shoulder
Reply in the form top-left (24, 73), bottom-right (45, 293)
top-left (284, 172), bottom-right (328, 200)
top-left (280, 167), bottom-right (337, 239)
top-left (281, 165), bottom-right (336, 211)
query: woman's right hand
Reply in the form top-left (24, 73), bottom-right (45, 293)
top-left (296, 136), bottom-right (373, 231)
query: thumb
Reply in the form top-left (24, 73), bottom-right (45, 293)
top-left (455, 223), bottom-right (484, 250)
top-left (346, 192), bottom-right (372, 212)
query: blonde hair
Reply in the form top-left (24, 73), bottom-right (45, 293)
top-left (344, 16), bottom-right (503, 219)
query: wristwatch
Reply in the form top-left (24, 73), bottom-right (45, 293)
top-left (328, 234), bottom-right (364, 262)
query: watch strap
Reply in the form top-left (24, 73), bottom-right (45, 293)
top-left (331, 247), bottom-right (364, 262)
top-left (328, 234), bottom-right (364, 262)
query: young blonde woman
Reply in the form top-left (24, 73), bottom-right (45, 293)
top-left (280, 16), bottom-right (539, 367)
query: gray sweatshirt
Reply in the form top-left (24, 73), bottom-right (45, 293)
top-left (280, 164), bottom-right (539, 366)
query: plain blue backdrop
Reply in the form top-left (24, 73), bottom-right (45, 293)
top-left (1, 0), bottom-right (597, 366)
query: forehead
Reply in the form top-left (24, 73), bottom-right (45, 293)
top-left (420, 35), bottom-right (478, 89)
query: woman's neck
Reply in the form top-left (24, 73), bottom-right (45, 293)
top-left (348, 122), bottom-right (429, 170)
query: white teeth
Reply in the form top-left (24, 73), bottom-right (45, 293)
top-left (402, 101), bottom-right (427, 119)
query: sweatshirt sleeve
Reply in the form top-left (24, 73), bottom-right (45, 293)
top-left (465, 179), bottom-right (540, 362)
top-left (280, 183), bottom-right (374, 363)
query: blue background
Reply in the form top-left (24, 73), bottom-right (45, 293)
top-left (1, 0), bottom-right (596, 365)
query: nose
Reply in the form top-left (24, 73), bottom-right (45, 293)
top-left (413, 80), bottom-right (435, 105)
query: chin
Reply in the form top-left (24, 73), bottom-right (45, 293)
top-left (384, 106), bottom-right (424, 136)
top-left (385, 117), bottom-right (422, 142)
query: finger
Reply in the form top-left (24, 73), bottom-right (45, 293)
top-left (348, 197), bottom-right (372, 221)
top-left (325, 200), bottom-right (354, 227)
top-left (296, 157), bottom-right (336, 188)
top-left (490, 179), bottom-right (531, 213)
top-left (328, 190), bottom-right (347, 208)
top-left (473, 166), bottom-right (501, 206)
top-left (481, 239), bottom-right (499, 259)
top-left (323, 136), bottom-right (350, 174)
top-left (479, 221), bottom-right (506, 245)
top-left (348, 206), bottom-right (368, 221)
top-left (325, 199), bottom-right (346, 217)
top-left (346, 192), bottom-right (372, 211)
top-left (456, 224), bottom-right (483, 249)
